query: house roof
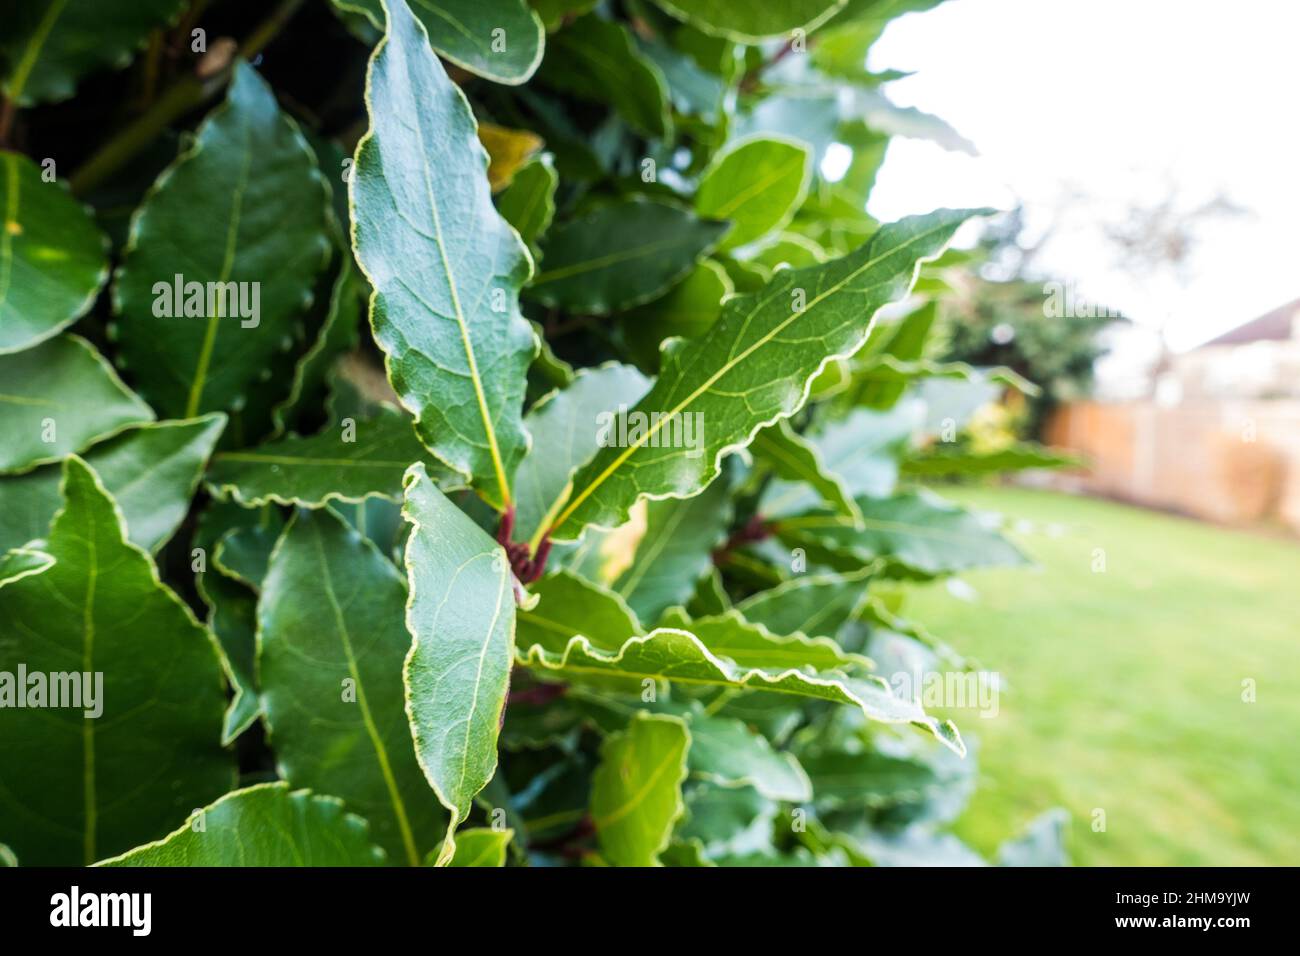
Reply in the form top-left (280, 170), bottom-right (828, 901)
top-left (1197, 298), bottom-right (1300, 348)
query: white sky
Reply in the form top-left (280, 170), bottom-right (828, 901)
top-left (864, 0), bottom-right (1300, 351)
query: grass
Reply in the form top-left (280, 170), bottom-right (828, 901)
top-left (903, 486), bottom-right (1300, 866)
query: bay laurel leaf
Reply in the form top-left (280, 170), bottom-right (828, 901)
top-left (0, 456), bottom-right (234, 865)
top-left (401, 462), bottom-right (515, 865)
top-left (96, 783), bottom-right (386, 867)
top-left (529, 199), bottom-right (728, 314)
top-left (351, 0), bottom-right (537, 509)
top-left (0, 0), bottom-right (188, 106)
top-left (590, 712), bottom-right (690, 866)
top-left (0, 149), bottom-right (108, 353)
top-left (0, 413), bottom-right (226, 554)
top-left (258, 507), bottom-right (444, 865)
top-left (0, 334), bottom-right (153, 474)
top-left (546, 208), bottom-right (990, 540)
top-left (113, 62), bottom-right (334, 419)
top-left (332, 0), bottom-right (545, 85)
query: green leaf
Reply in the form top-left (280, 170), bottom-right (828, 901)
top-left (528, 320), bottom-right (575, 391)
top-left (519, 570), bottom-right (641, 649)
top-left (547, 209), bottom-right (987, 539)
top-left (333, 0), bottom-right (545, 85)
top-left (799, 746), bottom-right (956, 811)
top-left (582, 697), bottom-right (810, 803)
top-left (96, 783), bottom-right (386, 866)
top-left (748, 232), bottom-right (828, 272)
top-left (272, 257), bottom-right (364, 435)
top-left (0, 0), bottom-right (187, 106)
top-left (590, 712), bottom-right (690, 866)
top-left (683, 711), bottom-right (811, 802)
top-left (678, 781), bottom-right (776, 858)
top-left (612, 473), bottom-right (733, 624)
top-left (0, 456), bottom-right (233, 865)
top-left (206, 407), bottom-right (447, 508)
top-left (351, 0), bottom-right (536, 510)
top-left (0, 150), bottom-right (108, 353)
top-left (758, 403), bottom-right (920, 519)
top-left (513, 363), bottom-right (651, 548)
top-left (524, 570), bottom-right (865, 671)
top-left (696, 135), bottom-right (812, 251)
top-left (901, 442), bottom-right (1080, 476)
top-left (638, 41), bottom-right (725, 128)
top-left (439, 826), bottom-right (514, 866)
top-left (0, 414), bottom-right (225, 554)
top-left (258, 507), bottom-right (444, 865)
top-left (751, 418), bottom-right (860, 523)
top-left (686, 566), bottom-right (730, 617)
top-left (622, 259), bottom-right (732, 370)
top-left (657, 607), bottom-right (870, 671)
top-left (650, 0), bottom-right (847, 42)
top-left (849, 356), bottom-right (1039, 403)
top-left (402, 463), bottom-right (515, 865)
top-left (774, 490), bottom-right (1028, 576)
top-left (193, 501), bottom-right (263, 743)
top-left (518, 603), bottom-right (961, 752)
top-left (852, 300), bottom-right (935, 409)
top-left (529, 199), bottom-right (727, 314)
top-left (0, 546), bottom-right (53, 585)
top-left (532, 0), bottom-right (599, 32)
top-left (113, 62), bottom-right (334, 418)
top-left (537, 13), bottom-right (670, 138)
top-left (0, 334), bottom-right (153, 474)
top-left (734, 567), bottom-right (875, 641)
top-left (212, 512), bottom-right (286, 592)
top-left (496, 154), bottom-right (558, 257)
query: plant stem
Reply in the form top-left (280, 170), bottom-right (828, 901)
top-left (68, 0), bottom-right (305, 195)
top-left (0, 97), bottom-right (14, 148)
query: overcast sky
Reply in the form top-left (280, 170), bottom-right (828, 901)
top-left (864, 0), bottom-right (1300, 351)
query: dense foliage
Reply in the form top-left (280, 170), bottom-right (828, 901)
top-left (0, 0), bottom-right (1067, 867)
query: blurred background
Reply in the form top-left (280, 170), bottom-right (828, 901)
top-left (856, 0), bottom-right (1300, 865)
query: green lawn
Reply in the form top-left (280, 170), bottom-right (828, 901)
top-left (903, 486), bottom-right (1300, 866)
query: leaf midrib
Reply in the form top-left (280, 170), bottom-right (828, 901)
top-left (406, 78), bottom-right (512, 506)
top-left (310, 522), bottom-right (421, 866)
top-left (533, 233), bottom-right (700, 285)
top-left (5, 0), bottom-right (68, 105)
top-left (593, 733), bottom-right (682, 831)
top-left (451, 559), bottom-right (510, 803)
top-left (0, 153), bottom-right (20, 316)
top-left (81, 521), bottom-right (97, 866)
top-left (615, 496), bottom-right (693, 599)
top-left (705, 153), bottom-right (805, 219)
top-left (184, 113), bottom-right (254, 418)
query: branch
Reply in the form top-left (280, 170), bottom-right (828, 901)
top-left (69, 0), bottom-right (306, 195)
